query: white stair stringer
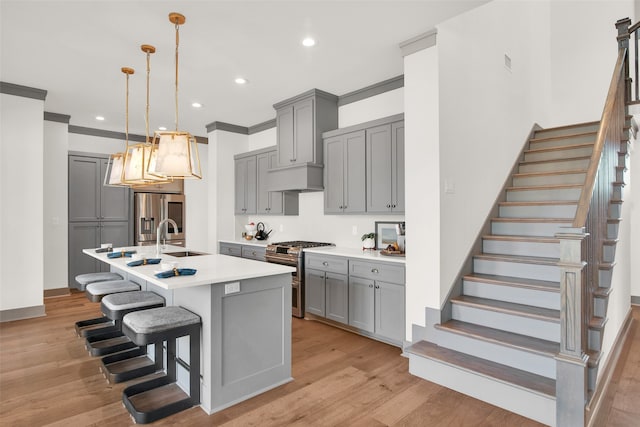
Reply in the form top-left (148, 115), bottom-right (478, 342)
top-left (407, 342), bottom-right (556, 427)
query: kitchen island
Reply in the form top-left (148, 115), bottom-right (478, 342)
top-left (82, 245), bottom-right (295, 415)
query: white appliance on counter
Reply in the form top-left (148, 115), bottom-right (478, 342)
top-left (134, 193), bottom-right (186, 247)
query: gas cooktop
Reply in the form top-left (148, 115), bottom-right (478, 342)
top-left (269, 241), bottom-right (334, 248)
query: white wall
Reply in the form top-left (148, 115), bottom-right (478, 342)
top-left (0, 93), bottom-right (45, 313)
top-left (404, 45), bottom-right (440, 340)
top-left (68, 132), bottom-right (123, 155)
top-left (338, 88), bottom-right (404, 128)
top-left (630, 128), bottom-right (639, 300)
top-left (184, 143), bottom-right (209, 252)
top-left (43, 120), bottom-right (69, 290)
top-left (437, 0), bottom-right (552, 305)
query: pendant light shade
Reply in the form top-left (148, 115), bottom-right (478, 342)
top-left (122, 44), bottom-right (171, 185)
top-left (147, 12), bottom-right (202, 180)
top-left (104, 67), bottom-right (135, 187)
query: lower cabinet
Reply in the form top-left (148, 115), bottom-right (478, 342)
top-left (219, 242), bottom-right (266, 262)
top-left (305, 253), bottom-right (405, 346)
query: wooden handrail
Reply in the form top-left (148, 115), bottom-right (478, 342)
top-left (572, 48), bottom-right (627, 227)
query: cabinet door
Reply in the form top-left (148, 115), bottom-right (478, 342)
top-left (256, 153), bottom-right (270, 214)
top-left (348, 276), bottom-right (374, 332)
top-left (234, 158), bottom-right (247, 214)
top-left (326, 272), bottom-right (348, 324)
top-left (293, 97), bottom-right (314, 164)
top-left (324, 135), bottom-right (345, 213)
top-left (277, 105), bottom-right (295, 166)
top-left (68, 222), bottom-right (100, 289)
top-left (366, 124), bottom-right (393, 213)
top-left (245, 156), bottom-right (257, 214)
top-left (343, 130), bottom-right (366, 213)
top-left (100, 159), bottom-right (130, 221)
top-left (69, 156), bottom-right (100, 221)
top-left (375, 281), bottom-right (405, 343)
top-left (391, 122), bottom-right (405, 212)
top-left (267, 151), bottom-right (283, 214)
top-left (305, 269), bottom-right (326, 317)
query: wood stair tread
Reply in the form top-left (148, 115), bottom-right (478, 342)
top-left (452, 295), bottom-right (560, 322)
top-left (499, 200), bottom-right (578, 206)
top-left (436, 319), bottom-right (560, 356)
top-left (482, 234), bottom-right (560, 243)
top-left (519, 155), bottom-right (591, 165)
top-left (506, 183), bottom-right (583, 191)
top-left (406, 340), bottom-right (556, 397)
top-left (589, 317), bottom-right (608, 330)
top-left (525, 142), bottom-right (594, 153)
top-left (529, 131), bottom-right (597, 143)
top-left (492, 217), bottom-right (573, 223)
top-left (474, 253), bottom-right (559, 265)
top-left (463, 272), bottom-right (560, 292)
top-left (535, 120), bottom-right (600, 133)
top-left (512, 169), bottom-right (587, 178)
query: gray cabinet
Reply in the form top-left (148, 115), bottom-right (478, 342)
top-left (234, 155), bottom-right (257, 215)
top-left (241, 245), bottom-right (266, 262)
top-left (366, 121), bottom-right (405, 213)
top-left (324, 130), bottom-right (366, 214)
top-left (274, 90), bottom-right (338, 167)
top-left (257, 151), bottom-right (298, 215)
top-left (305, 254), bottom-right (349, 324)
top-left (68, 153), bottom-right (131, 289)
top-left (219, 242), bottom-right (242, 257)
top-left (348, 260), bottom-right (405, 344)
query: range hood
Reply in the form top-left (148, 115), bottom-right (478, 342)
top-left (267, 163), bottom-right (324, 192)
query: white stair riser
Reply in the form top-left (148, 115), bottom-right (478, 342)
top-left (408, 354), bottom-right (556, 426)
top-left (618, 152), bottom-right (628, 168)
top-left (589, 328), bottom-right (603, 351)
top-left (519, 158), bottom-right (590, 174)
top-left (506, 187), bottom-right (582, 202)
top-left (499, 203), bottom-right (576, 218)
top-left (613, 185), bottom-right (623, 200)
top-left (603, 244), bottom-right (616, 263)
top-left (474, 258), bottom-right (560, 282)
top-left (452, 303), bottom-right (560, 342)
top-left (524, 146), bottom-right (593, 162)
top-left (463, 280), bottom-right (560, 310)
top-left (534, 123), bottom-right (599, 138)
top-left (609, 203), bottom-right (622, 219)
top-left (589, 365), bottom-right (597, 392)
top-left (529, 134), bottom-right (596, 149)
top-left (594, 295), bottom-right (609, 318)
top-left (599, 268), bottom-right (613, 288)
top-left (483, 239), bottom-right (560, 258)
top-left (433, 328), bottom-right (556, 378)
top-left (513, 172), bottom-right (586, 187)
top-left (608, 222), bottom-right (620, 239)
top-left (491, 221), bottom-right (572, 237)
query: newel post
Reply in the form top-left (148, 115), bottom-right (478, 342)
top-left (616, 18), bottom-right (631, 102)
top-left (555, 228), bottom-right (589, 427)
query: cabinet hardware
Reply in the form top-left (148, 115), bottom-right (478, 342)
top-left (369, 284), bottom-right (374, 288)
top-left (375, 285), bottom-right (380, 289)
top-left (323, 261), bottom-right (329, 266)
top-left (371, 268), bottom-right (379, 274)
top-left (386, 204), bottom-right (391, 208)
top-left (391, 204), bottom-right (396, 208)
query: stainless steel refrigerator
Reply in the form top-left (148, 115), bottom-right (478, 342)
top-left (134, 193), bottom-right (186, 247)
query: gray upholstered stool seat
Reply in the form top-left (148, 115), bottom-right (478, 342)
top-left (75, 272), bottom-right (123, 291)
top-left (85, 280), bottom-right (140, 303)
top-left (101, 291), bottom-right (165, 321)
top-left (122, 306), bottom-right (201, 423)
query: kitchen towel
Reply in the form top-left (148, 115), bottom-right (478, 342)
top-left (107, 250), bottom-right (137, 259)
top-left (127, 258), bottom-right (161, 267)
top-left (154, 268), bottom-right (197, 278)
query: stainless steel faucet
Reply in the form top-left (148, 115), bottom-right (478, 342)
top-left (157, 218), bottom-right (179, 256)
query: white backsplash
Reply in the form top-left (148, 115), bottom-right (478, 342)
top-left (242, 191), bottom-right (404, 248)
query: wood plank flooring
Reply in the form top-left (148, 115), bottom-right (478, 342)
top-left (0, 292), bottom-right (637, 426)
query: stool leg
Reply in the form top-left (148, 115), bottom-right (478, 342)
top-left (189, 330), bottom-right (200, 405)
top-left (166, 339), bottom-right (177, 382)
top-left (154, 342), bottom-right (163, 371)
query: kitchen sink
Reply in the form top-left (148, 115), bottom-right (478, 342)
top-left (164, 250), bottom-right (209, 258)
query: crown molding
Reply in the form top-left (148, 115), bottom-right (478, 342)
top-left (399, 28), bottom-right (438, 57)
top-left (44, 112), bottom-right (71, 124)
top-left (0, 81), bottom-right (47, 100)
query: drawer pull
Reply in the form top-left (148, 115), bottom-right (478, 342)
top-left (369, 284), bottom-right (374, 288)
top-left (375, 285), bottom-right (380, 289)
top-left (322, 261), bottom-right (329, 266)
top-left (371, 268), bottom-right (379, 274)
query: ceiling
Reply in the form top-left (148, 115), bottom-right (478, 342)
top-left (1, 1), bottom-right (487, 138)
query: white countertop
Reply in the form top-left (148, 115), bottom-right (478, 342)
top-left (82, 245), bottom-right (294, 290)
top-left (303, 246), bottom-right (406, 264)
top-left (218, 239), bottom-right (270, 247)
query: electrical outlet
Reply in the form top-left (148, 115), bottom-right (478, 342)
top-left (224, 282), bottom-right (240, 294)
top-left (352, 225), bottom-right (358, 235)
top-left (444, 180), bottom-right (456, 194)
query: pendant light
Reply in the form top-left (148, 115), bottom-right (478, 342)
top-left (123, 44), bottom-right (171, 186)
top-left (104, 67), bottom-right (135, 187)
top-left (147, 12), bottom-right (202, 180)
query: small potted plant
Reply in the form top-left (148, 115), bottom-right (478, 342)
top-left (361, 232), bottom-right (376, 250)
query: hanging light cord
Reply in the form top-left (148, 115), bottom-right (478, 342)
top-left (145, 50), bottom-right (151, 143)
top-left (174, 20), bottom-right (180, 131)
top-left (125, 71), bottom-right (130, 147)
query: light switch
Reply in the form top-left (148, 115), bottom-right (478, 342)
top-left (444, 180), bottom-right (456, 194)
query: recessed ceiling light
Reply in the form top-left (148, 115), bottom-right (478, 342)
top-left (235, 77), bottom-right (248, 85)
top-left (302, 37), bottom-right (316, 47)
top-left (191, 102), bottom-right (202, 108)
top-left (158, 126), bottom-right (167, 131)
top-left (95, 116), bottom-right (105, 121)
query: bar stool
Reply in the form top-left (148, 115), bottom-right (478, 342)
top-left (83, 280), bottom-right (142, 356)
top-left (98, 291), bottom-right (165, 383)
top-left (73, 272), bottom-right (126, 337)
top-left (121, 306), bottom-right (201, 424)
top-left (75, 272), bottom-right (123, 291)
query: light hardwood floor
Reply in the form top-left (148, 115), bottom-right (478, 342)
top-left (0, 292), bottom-right (637, 426)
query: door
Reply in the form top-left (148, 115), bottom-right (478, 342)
top-left (293, 97), bottom-right (314, 164)
top-left (343, 130), bottom-right (366, 213)
top-left (391, 122), bottom-right (405, 212)
top-left (348, 276), bottom-right (374, 332)
top-left (305, 269), bottom-right (326, 317)
top-left (326, 272), bottom-right (348, 324)
top-left (375, 281), bottom-right (405, 343)
top-left (234, 156), bottom-right (256, 214)
top-left (277, 105), bottom-right (295, 166)
top-left (135, 193), bottom-right (161, 244)
top-left (68, 222), bottom-right (100, 289)
top-left (324, 135), bottom-right (345, 213)
top-left (366, 124), bottom-right (392, 213)
top-left (69, 156), bottom-right (100, 221)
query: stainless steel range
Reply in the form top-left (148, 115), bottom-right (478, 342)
top-left (265, 241), bottom-right (334, 318)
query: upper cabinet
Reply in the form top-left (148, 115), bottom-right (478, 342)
top-left (366, 121), bottom-right (405, 213)
top-left (234, 155), bottom-right (257, 215)
top-left (256, 150), bottom-right (298, 215)
top-left (324, 130), bottom-right (366, 214)
top-left (269, 89), bottom-right (338, 192)
top-left (322, 114), bottom-right (404, 215)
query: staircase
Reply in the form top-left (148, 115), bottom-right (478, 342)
top-left (405, 117), bottom-right (633, 426)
